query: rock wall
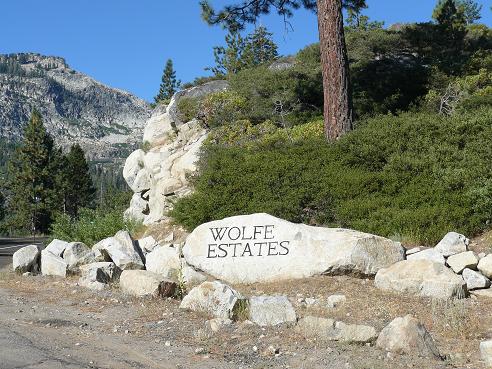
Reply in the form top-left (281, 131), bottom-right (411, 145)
top-left (123, 80), bottom-right (228, 225)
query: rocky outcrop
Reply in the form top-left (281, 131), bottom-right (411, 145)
top-left (0, 53), bottom-right (151, 160)
top-left (123, 81), bottom-right (227, 225)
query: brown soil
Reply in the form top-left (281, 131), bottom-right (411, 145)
top-left (0, 267), bottom-right (490, 369)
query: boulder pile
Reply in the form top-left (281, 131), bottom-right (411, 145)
top-left (375, 231), bottom-right (492, 299)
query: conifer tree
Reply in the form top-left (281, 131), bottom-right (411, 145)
top-left (242, 26), bottom-right (278, 67)
top-left (209, 30), bottom-right (247, 76)
top-left (154, 59), bottom-right (181, 103)
top-left (209, 26), bottom-right (278, 76)
top-left (56, 144), bottom-right (95, 219)
top-left (6, 110), bottom-right (61, 234)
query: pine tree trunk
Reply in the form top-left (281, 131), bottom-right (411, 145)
top-left (316, 0), bottom-right (353, 141)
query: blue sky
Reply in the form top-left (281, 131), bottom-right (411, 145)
top-left (2, 1), bottom-right (491, 102)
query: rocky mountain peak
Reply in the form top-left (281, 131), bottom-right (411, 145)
top-left (0, 53), bottom-right (152, 161)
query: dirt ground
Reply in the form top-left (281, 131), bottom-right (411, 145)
top-left (1, 265), bottom-right (491, 369)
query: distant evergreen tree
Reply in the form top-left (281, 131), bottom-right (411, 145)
top-left (242, 26), bottom-right (278, 67)
top-left (209, 30), bottom-right (247, 76)
top-left (433, 0), bottom-right (467, 28)
top-left (62, 144), bottom-right (96, 218)
top-left (209, 26), bottom-right (278, 76)
top-left (457, 0), bottom-right (482, 24)
top-left (154, 59), bottom-right (181, 103)
top-left (5, 110), bottom-right (62, 234)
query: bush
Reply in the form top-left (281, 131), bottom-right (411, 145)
top-left (50, 190), bottom-right (141, 246)
top-left (171, 109), bottom-right (492, 245)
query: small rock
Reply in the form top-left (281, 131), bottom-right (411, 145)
top-left (434, 232), bottom-right (469, 257)
top-left (248, 295), bottom-right (297, 327)
top-left (164, 341), bottom-right (171, 347)
top-left (305, 297), bottom-right (317, 306)
top-left (480, 340), bottom-right (492, 368)
top-left (405, 247), bottom-right (422, 256)
top-left (462, 268), bottom-right (490, 290)
top-left (119, 270), bottom-right (176, 298)
top-left (470, 289), bottom-right (492, 299)
top-left (207, 318), bottom-right (232, 332)
top-left (327, 294), bottom-right (346, 308)
top-left (164, 232), bottom-right (174, 243)
top-left (376, 315), bottom-right (440, 359)
top-left (447, 251), bottom-right (478, 274)
top-left (296, 316), bottom-right (377, 343)
top-left (180, 281), bottom-right (244, 319)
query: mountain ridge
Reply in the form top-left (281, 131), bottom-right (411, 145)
top-left (0, 53), bottom-right (152, 160)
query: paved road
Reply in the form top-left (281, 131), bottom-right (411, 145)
top-left (0, 237), bottom-right (46, 269)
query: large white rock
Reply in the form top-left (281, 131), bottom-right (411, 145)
top-left (145, 245), bottom-right (180, 279)
top-left (124, 193), bottom-right (148, 223)
top-left (44, 239), bottom-right (70, 257)
top-left (183, 213), bottom-right (404, 284)
top-left (142, 105), bottom-right (174, 145)
top-left (248, 295), bottom-right (297, 326)
top-left (462, 268), bottom-right (490, 290)
top-left (407, 248), bottom-right (445, 265)
top-left (180, 281), bottom-right (243, 319)
top-left (296, 316), bottom-right (377, 343)
top-left (447, 251), bottom-right (478, 274)
top-left (12, 245), bottom-right (40, 274)
top-left (375, 259), bottom-right (467, 299)
top-left (93, 231), bottom-right (144, 270)
top-left (41, 250), bottom-right (68, 277)
top-left (478, 255), bottom-right (492, 278)
top-left (376, 315), bottom-right (440, 359)
top-left (119, 270), bottom-right (176, 298)
top-left (63, 242), bottom-right (95, 272)
top-left (480, 340), bottom-right (492, 368)
top-left (434, 232), bottom-right (469, 257)
top-left (123, 149), bottom-right (145, 191)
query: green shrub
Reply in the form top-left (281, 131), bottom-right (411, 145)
top-left (177, 96), bottom-right (202, 123)
top-left (200, 90), bottom-right (247, 127)
top-left (50, 190), bottom-right (141, 246)
top-left (171, 109), bottom-right (492, 245)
